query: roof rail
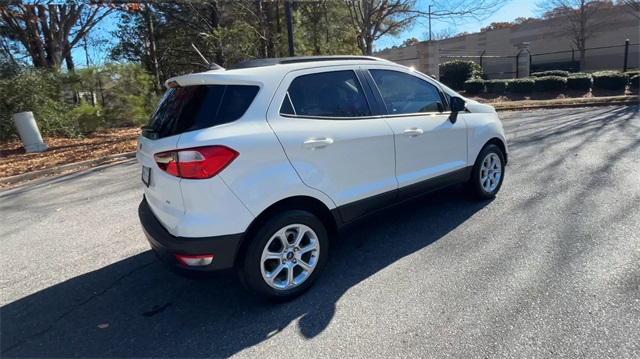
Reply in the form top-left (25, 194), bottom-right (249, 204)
top-left (229, 56), bottom-right (388, 70)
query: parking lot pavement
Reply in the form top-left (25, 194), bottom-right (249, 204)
top-left (1, 106), bottom-right (639, 358)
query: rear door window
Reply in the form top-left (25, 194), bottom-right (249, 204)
top-left (279, 70), bottom-right (371, 118)
top-left (144, 85), bottom-right (259, 139)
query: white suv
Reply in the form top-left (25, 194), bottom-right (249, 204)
top-left (137, 56), bottom-right (507, 300)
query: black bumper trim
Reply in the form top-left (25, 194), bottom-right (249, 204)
top-left (138, 197), bottom-right (243, 272)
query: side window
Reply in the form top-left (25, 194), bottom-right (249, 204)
top-left (279, 70), bottom-right (371, 118)
top-left (370, 70), bottom-right (445, 115)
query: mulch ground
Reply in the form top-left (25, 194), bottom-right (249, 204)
top-left (0, 127), bottom-right (139, 180)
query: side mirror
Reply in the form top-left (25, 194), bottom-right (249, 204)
top-left (450, 96), bottom-right (467, 112)
top-left (449, 96), bottom-right (466, 124)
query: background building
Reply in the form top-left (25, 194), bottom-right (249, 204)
top-left (375, 6), bottom-right (639, 79)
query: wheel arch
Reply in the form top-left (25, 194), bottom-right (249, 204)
top-left (482, 137), bottom-right (508, 165)
top-left (234, 196), bottom-right (337, 267)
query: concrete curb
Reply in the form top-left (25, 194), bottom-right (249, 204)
top-left (492, 97), bottom-right (639, 111)
top-left (0, 152), bottom-right (136, 186)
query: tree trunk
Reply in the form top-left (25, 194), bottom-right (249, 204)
top-left (357, 34), bottom-right (366, 55)
top-left (256, 2), bottom-right (269, 58)
top-left (144, 4), bottom-right (162, 92)
top-left (1, 4), bottom-right (114, 70)
top-left (209, 1), bottom-right (225, 65)
top-left (210, 1), bottom-right (219, 28)
top-left (264, 3), bottom-right (276, 58)
top-left (64, 52), bottom-right (75, 71)
top-left (579, 49), bottom-right (586, 71)
top-left (366, 37), bottom-right (373, 55)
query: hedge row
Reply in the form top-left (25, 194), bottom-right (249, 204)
top-left (531, 70), bottom-right (570, 78)
top-left (509, 78), bottom-right (535, 93)
top-left (591, 71), bottom-right (628, 90)
top-left (462, 70), bottom-right (635, 94)
top-left (534, 76), bottom-right (567, 92)
top-left (567, 74), bottom-right (592, 91)
top-left (463, 79), bottom-right (485, 94)
top-left (485, 80), bottom-right (507, 94)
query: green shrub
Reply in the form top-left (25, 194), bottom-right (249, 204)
top-left (630, 75), bottom-right (640, 89)
top-left (0, 68), bottom-right (76, 140)
top-left (508, 78), bottom-right (536, 93)
top-left (0, 63), bottom-right (161, 142)
top-left (531, 70), bottom-right (570, 77)
top-left (99, 63), bottom-right (159, 126)
top-left (463, 79), bottom-right (485, 94)
top-left (439, 60), bottom-right (482, 90)
top-left (592, 71), bottom-right (629, 90)
top-left (567, 74), bottom-right (592, 91)
top-left (485, 80), bottom-right (508, 94)
top-left (534, 76), bottom-right (568, 92)
top-left (70, 100), bottom-right (104, 134)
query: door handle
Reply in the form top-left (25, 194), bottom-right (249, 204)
top-left (403, 128), bottom-right (423, 137)
top-left (302, 137), bottom-right (334, 149)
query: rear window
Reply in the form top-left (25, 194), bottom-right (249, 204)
top-left (143, 85), bottom-right (259, 139)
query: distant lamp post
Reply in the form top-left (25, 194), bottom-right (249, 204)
top-left (428, 5), bottom-right (433, 41)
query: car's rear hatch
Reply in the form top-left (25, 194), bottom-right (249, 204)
top-left (136, 79), bottom-right (260, 236)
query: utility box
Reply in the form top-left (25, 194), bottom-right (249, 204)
top-left (13, 111), bottom-right (48, 153)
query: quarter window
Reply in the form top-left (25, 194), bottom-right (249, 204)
top-left (370, 70), bottom-right (445, 115)
top-left (280, 70), bottom-right (371, 118)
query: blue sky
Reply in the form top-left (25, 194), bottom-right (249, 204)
top-left (375, 0), bottom-right (537, 49)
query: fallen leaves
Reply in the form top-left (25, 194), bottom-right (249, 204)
top-left (0, 127), bottom-right (139, 179)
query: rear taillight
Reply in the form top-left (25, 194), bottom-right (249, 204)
top-left (154, 146), bottom-right (238, 179)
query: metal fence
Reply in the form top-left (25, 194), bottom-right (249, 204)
top-left (531, 40), bottom-right (639, 73)
top-left (439, 49), bottom-right (526, 79)
top-left (439, 40), bottom-right (638, 79)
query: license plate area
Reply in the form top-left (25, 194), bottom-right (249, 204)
top-left (141, 166), bottom-right (152, 187)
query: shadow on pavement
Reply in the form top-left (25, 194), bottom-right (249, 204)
top-left (1, 187), bottom-right (490, 358)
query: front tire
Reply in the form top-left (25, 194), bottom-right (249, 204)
top-left (239, 210), bottom-right (329, 301)
top-left (468, 144), bottom-right (505, 199)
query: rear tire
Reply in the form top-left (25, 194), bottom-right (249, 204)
top-left (239, 210), bottom-right (328, 301)
top-left (468, 144), bottom-right (505, 199)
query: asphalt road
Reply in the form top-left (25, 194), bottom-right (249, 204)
top-left (1, 106), bottom-right (639, 358)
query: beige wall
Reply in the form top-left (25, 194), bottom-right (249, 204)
top-left (375, 6), bottom-right (640, 78)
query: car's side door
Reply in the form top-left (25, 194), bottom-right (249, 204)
top-left (266, 67), bottom-right (398, 223)
top-left (364, 68), bottom-right (468, 200)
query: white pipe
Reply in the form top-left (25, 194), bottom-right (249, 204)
top-left (12, 111), bottom-right (48, 153)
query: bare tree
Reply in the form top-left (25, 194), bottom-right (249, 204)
top-left (347, 0), bottom-right (511, 55)
top-left (536, 0), bottom-right (617, 69)
top-left (620, 0), bottom-right (640, 18)
top-left (0, 3), bottom-right (115, 70)
top-left (422, 27), bottom-right (460, 41)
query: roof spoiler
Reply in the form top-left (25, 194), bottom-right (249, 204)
top-left (209, 63), bottom-right (225, 71)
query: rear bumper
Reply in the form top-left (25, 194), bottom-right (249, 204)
top-left (138, 197), bottom-right (243, 273)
